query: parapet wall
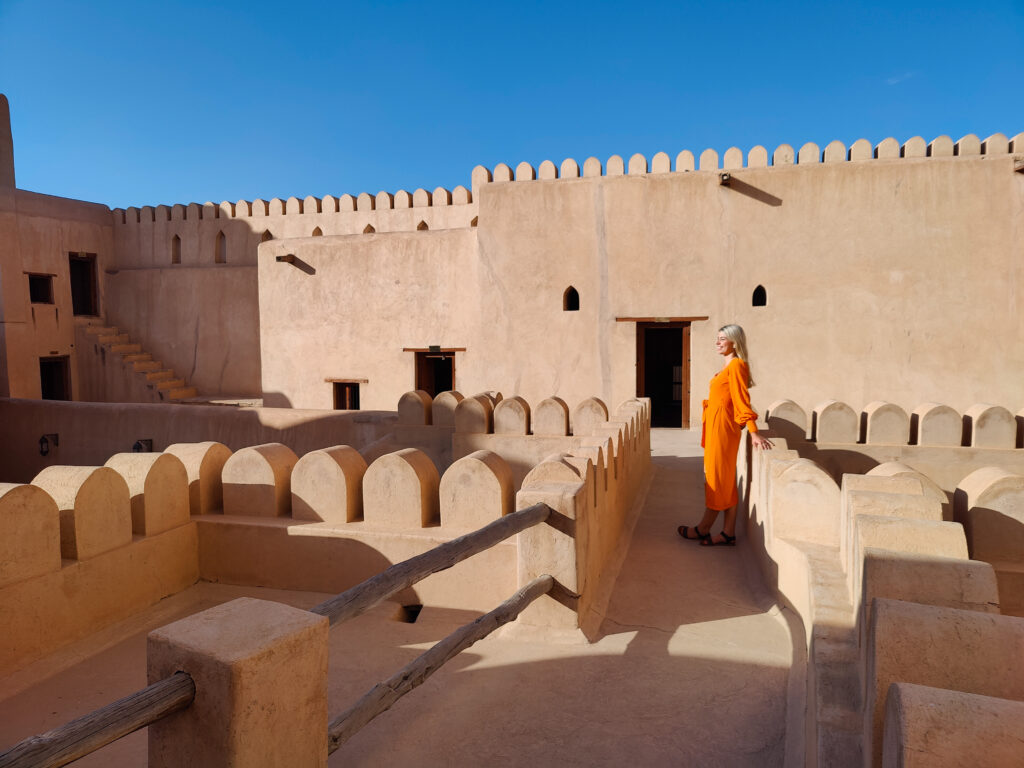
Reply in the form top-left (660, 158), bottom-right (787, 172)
top-left (109, 131), bottom-right (1023, 271)
top-left (764, 398), bottom-right (1024, 491)
top-left (468, 132), bottom-right (1024, 189)
top-left (748, 394), bottom-right (1024, 766)
top-left (0, 391), bottom-right (651, 681)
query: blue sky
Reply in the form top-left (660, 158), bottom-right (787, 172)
top-left (1, 0), bottom-right (1022, 209)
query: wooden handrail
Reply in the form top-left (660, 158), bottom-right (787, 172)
top-left (310, 502), bottom-right (552, 626)
top-left (0, 671), bottom-right (195, 768)
top-left (327, 574), bottom-right (554, 753)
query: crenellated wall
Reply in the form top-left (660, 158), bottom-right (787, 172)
top-left (747, 393), bottom-right (1024, 766)
top-left (0, 391), bottom-right (651, 680)
top-left (763, 398), bottom-right (1024, 491)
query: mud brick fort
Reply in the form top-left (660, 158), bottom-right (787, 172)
top-left (1, 90), bottom-right (1023, 765)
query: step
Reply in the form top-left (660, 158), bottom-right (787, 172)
top-left (98, 333), bottom-right (130, 345)
top-left (168, 387), bottom-right (198, 400)
top-left (122, 353), bottom-right (152, 363)
top-left (111, 343), bottom-right (143, 355)
top-left (144, 370), bottom-right (176, 382)
top-left (83, 325), bottom-right (117, 336)
top-left (133, 360), bottom-right (162, 373)
top-left (156, 378), bottom-right (186, 391)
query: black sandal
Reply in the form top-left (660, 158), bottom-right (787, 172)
top-left (701, 532), bottom-right (736, 547)
top-left (678, 525), bottom-right (709, 542)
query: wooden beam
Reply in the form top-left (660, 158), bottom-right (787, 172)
top-left (615, 316), bottom-right (708, 323)
top-left (326, 575), bottom-right (554, 753)
top-left (0, 672), bottom-right (195, 768)
top-left (402, 347), bottom-right (466, 352)
top-left (310, 502), bottom-right (551, 626)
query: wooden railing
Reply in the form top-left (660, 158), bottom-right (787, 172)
top-left (0, 672), bottom-right (195, 768)
top-left (0, 502), bottom-right (555, 766)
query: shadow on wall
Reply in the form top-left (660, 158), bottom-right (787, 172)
top-left (0, 398), bottom-right (398, 484)
top-left (261, 391), bottom-right (293, 408)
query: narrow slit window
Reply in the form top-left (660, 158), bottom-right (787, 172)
top-left (416, 221), bottom-right (429, 231)
top-left (563, 286), bottom-right (580, 312)
top-left (470, 216), bottom-right (478, 227)
top-left (311, 226), bottom-right (323, 237)
top-left (215, 231), bottom-right (226, 263)
top-left (363, 224), bottom-right (375, 234)
top-left (260, 230), bottom-right (274, 243)
top-left (171, 235), bottom-right (181, 264)
top-left (752, 285), bottom-right (767, 307)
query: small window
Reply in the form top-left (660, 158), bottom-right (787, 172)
top-left (260, 230), bottom-right (274, 243)
top-left (28, 274), bottom-right (54, 304)
top-left (416, 221), bottom-right (429, 231)
top-left (215, 231), bottom-right (227, 263)
top-left (752, 285), bottom-right (767, 307)
top-left (333, 382), bottom-right (360, 410)
top-left (563, 286), bottom-right (580, 312)
top-left (171, 235), bottom-right (181, 264)
top-left (470, 216), bottom-right (478, 227)
top-left (311, 226), bottom-right (323, 237)
top-left (363, 224), bottom-right (375, 234)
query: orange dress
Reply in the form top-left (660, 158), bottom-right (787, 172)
top-left (701, 357), bottom-right (759, 511)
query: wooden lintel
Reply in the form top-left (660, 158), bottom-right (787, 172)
top-left (402, 347), bottom-right (467, 352)
top-left (324, 378), bottom-right (369, 384)
top-left (615, 316), bottom-right (709, 323)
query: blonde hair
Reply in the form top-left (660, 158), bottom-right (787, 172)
top-left (719, 324), bottom-right (755, 386)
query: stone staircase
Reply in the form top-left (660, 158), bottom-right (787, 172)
top-left (80, 323), bottom-right (198, 402)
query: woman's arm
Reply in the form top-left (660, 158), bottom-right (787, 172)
top-left (728, 360), bottom-right (773, 449)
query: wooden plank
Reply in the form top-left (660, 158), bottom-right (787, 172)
top-left (615, 316), bottom-right (708, 323)
top-left (310, 502), bottom-right (551, 626)
top-left (0, 672), bottom-right (195, 768)
top-left (327, 574), bottom-right (554, 753)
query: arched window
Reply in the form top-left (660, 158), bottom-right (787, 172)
top-left (311, 226), bottom-right (323, 237)
top-left (752, 285), bottom-right (767, 307)
top-left (260, 230), bottom-right (273, 243)
top-left (215, 231), bottom-right (226, 263)
top-left (171, 235), bottom-right (181, 264)
top-left (363, 224), bottom-right (375, 234)
top-left (563, 286), bottom-right (580, 312)
top-left (470, 216), bottom-right (478, 227)
top-left (416, 220), bottom-right (429, 231)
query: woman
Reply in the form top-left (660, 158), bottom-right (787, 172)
top-left (678, 324), bottom-right (773, 546)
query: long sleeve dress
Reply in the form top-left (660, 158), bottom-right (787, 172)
top-left (701, 357), bottom-right (759, 511)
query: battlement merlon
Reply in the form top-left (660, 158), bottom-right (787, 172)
top-left (108, 130), bottom-right (1023, 226)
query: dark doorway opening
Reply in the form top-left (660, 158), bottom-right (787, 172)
top-left (69, 253), bottom-right (98, 316)
top-left (637, 322), bottom-right (690, 428)
top-left (415, 351), bottom-right (455, 398)
top-left (40, 356), bottom-right (71, 400)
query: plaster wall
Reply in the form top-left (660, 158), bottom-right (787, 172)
top-left (0, 398), bottom-right (396, 484)
top-left (258, 229), bottom-right (480, 410)
top-left (0, 189), bottom-right (112, 398)
top-left (254, 153), bottom-right (1024, 420)
top-left (472, 155), bottom-right (1024, 416)
top-left (102, 266), bottom-right (261, 396)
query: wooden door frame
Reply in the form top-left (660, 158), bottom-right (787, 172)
top-left (623, 316), bottom-right (706, 429)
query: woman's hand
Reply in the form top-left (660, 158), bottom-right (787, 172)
top-left (751, 433), bottom-right (774, 450)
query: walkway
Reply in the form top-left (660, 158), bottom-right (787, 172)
top-left (0, 430), bottom-right (797, 766)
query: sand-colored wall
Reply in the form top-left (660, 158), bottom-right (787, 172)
top-left (0, 188), bottom-right (112, 398)
top-left (254, 149), bottom-right (1024, 418)
top-left (259, 229), bottom-right (481, 410)
top-left (0, 398), bottom-right (397, 484)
